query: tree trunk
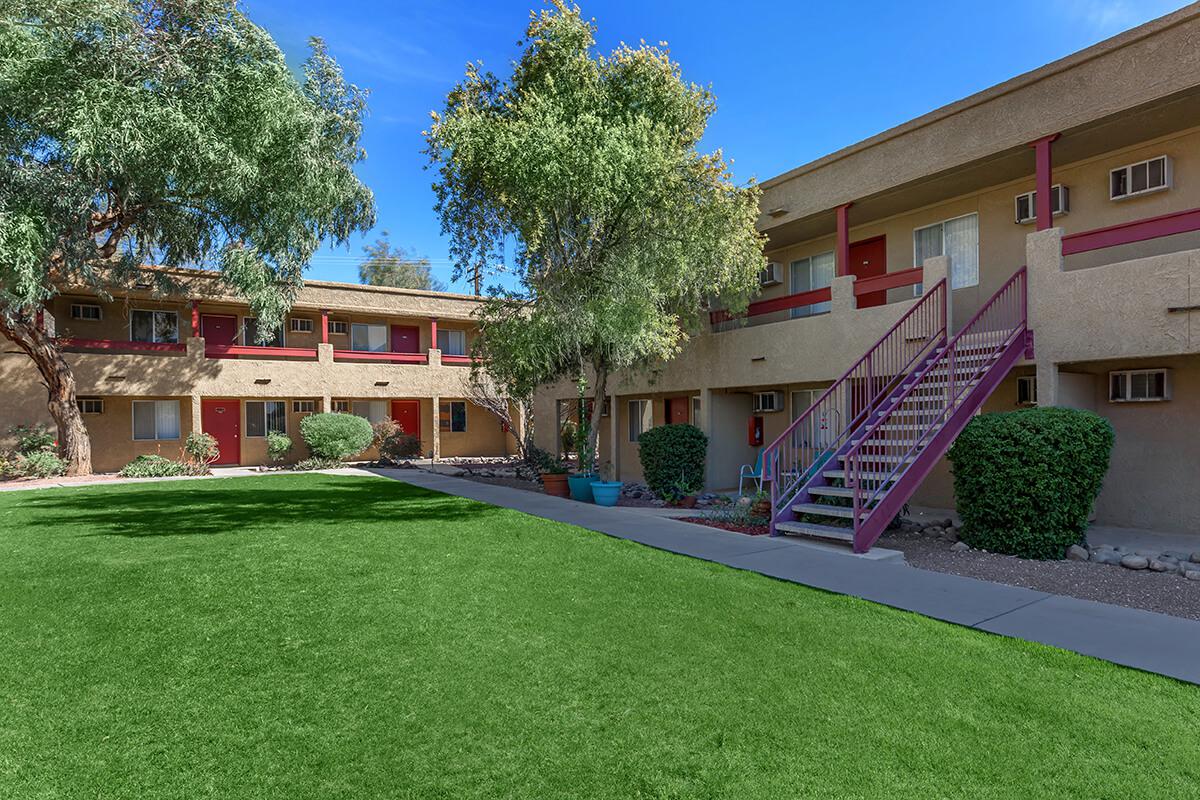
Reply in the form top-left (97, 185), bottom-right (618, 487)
top-left (0, 313), bottom-right (93, 475)
top-left (587, 365), bottom-right (608, 474)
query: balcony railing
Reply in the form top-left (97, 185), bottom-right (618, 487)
top-left (1062, 206), bottom-right (1200, 256)
top-left (53, 336), bottom-right (473, 366)
top-left (205, 344), bottom-right (318, 359)
top-left (56, 337), bottom-right (186, 353)
top-left (332, 350), bottom-right (428, 364)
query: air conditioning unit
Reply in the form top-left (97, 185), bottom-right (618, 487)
top-left (1014, 184), bottom-right (1069, 224)
top-left (759, 262), bottom-right (782, 287)
top-left (753, 390), bottom-right (784, 413)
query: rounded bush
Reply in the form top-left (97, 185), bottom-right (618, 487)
top-left (948, 407), bottom-right (1114, 559)
top-left (12, 450), bottom-right (67, 478)
top-left (119, 454), bottom-right (188, 478)
top-left (637, 423), bottom-right (708, 500)
top-left (372, 419), bottom-right (421, 463)
top-left (299, 413), bottom-right (373, 461)
top-left (266, 431), bottom-right (293, 464)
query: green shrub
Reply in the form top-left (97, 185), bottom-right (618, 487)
top-left (293, 456), bottom-right (343, 471)
top-left (9, 424), bottom-right (55, 455)
top-left (948, 407), bottom-right (1114, 559)
top-left (372, 419), bottom-right (420, 464)
top-left (299, 413), bottom-right (373, 461)
top-left (637, 424), bottom-right (707, 500)
top-left (119, 454), bottom-right (189, 478)
top-left (10, 450), bottom-right (67, 478)
top-left (266, 431), bottom-right (293, 464)
top-left (184, 432), bottom-right (219, 467)
top-left (526, 445), bottom-right (565, 474)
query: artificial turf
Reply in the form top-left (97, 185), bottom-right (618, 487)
top-left (0, 473), bottom-right (1196, 798)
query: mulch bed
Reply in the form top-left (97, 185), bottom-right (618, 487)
top-left (679, 517), bottom-right (768, 536)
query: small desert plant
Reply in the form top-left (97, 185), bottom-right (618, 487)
top-left (9, 450), bottom-right (67, 478)
top-left (372, 419), bottom-right (421, 464)
top-left (183, 432), bottom-right (219, 472)
top-left (119, 454), bottom-right (188, 478)
top-left (294, 456), bottom-right (344, 471)
top-left (9, 424), bottom-right (56, 455)
top-left (527, 445), bottom-right (565, 474)
top-left (300, 413), bottom-right (373, 461)
top-left (266, 431), bottom-right (293, 464)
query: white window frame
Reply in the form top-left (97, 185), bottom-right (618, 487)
top-left (788, 251), bottom-right (835, 318)
top-left (628, 399), bottom-right (652, 443)
top-left (329, 320), bottom-right (349, 335)
top-left (913, 212), bottom-right (979, 293)
top-left (131, 400), bottom-right (181, 441)
top-left (332, 400), bottom-right (351, 414)
top-left (440, 400), bottom-right (467, 432)
top-left (352, 400), bottom-right (389, 424)
top-left (77, 398), bottom-right (104, 415)
top-left (1110, 155), bottom-right (1171, 201)
top-left (71, 303), bottom-right (102, 321)
top-left (1016, 376), bottom-right (1038, 406)
top-left (241, 317), bottom-right (285, 348)
top-left (1014, 185), bottom-right (1068, 225)
top-left (437, 328), bottom-right (467, 356)
top-left (292, 400), bottom-right (316, 414)
top-left (245, 400), bottom-right (287, 438)
top-left (129, 309), bottom-right (179, 344)
top-left (350, 322), bottom-right (389, 352)
top-left (1109, 368), bottom-right (1171, 403)
top-left (289, 317), bottom-right (314, 334)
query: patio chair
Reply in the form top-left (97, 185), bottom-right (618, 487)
top-left (738, 449), bottom-right (764, 497)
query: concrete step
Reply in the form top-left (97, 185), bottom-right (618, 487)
top-left (838, 452), bottom-right (917, 465)
top-left (808, 484), bottom-right (855, 499)
top-left (791, 502), bottom-right (857, 519)
top-left (775, 520), bottom-right (853, 543)
top-left (822, 469), bottom-right (897, 482)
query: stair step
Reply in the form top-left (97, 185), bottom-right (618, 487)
top-left (791, 502), bottom-right (858, 519)
top-left (775, 521), bottom-right (853, 543)
top-left (808, 485), bottom-right (855, 498)
top-left (838, 452), bottom-right (917, 464)
top-left (822, 469), bottom-right (897, 482)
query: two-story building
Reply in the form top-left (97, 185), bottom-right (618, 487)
top-left (534, 5), bottom-right (1200, 543)
top-left (0, 268), bottom-right (517, 472)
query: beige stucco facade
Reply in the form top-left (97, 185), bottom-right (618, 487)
top-left (534, 6), bottom-right (1200, 535)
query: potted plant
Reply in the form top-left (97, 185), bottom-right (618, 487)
top-left (566, 393), bottom-right (597, 502)
top-left (590, 462), bottom-right (622, 507)
top-left (750, 489), bottom-right (771, 518)
top-left (530, 446), bottom-right (570, 498)
top-left (662, 474), bottom-right (700, 509)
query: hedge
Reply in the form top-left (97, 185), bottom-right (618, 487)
top-left (637, 424), bottom-right (707, 500)
top-left (948, 407), bottom-right (1114, 559)
top-left (300, 413), bottom-right (374, 461)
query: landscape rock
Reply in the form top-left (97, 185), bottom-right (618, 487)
top-left (1120, 555), bottom-right (1150, 570)
top-left (1091, 550), bottom-right (1123, 566)
top-left (1065, 544), bottom-right (1089, 562)
top-left (950, 541), bottom-right (970, 553)
top-left (1185, 569), bottom-right (1200, 581)
top-left (1191, 553), bottom-right (1200, 564)
top-left (1149, 559), bottom-right (1174, 572)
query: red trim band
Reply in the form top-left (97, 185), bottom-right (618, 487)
top-left (1062, 207), bottom-right (1200, 256)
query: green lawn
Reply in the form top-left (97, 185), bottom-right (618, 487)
top-left (0, 474), bottom-right (1196, 799)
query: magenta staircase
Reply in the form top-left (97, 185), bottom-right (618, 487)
top-left (765, 267), bottom-right (1030, 553)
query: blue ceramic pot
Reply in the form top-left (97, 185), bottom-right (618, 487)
top-left (567, 473), bottom-right (597, 502)
top-left (590, 481), bottom-right (622, 507)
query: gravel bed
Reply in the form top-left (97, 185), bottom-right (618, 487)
top-left (879, 529), bottom-right (1200, 621)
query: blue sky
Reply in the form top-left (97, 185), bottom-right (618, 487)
top-left (247, 0), bottom-right (1186, 290)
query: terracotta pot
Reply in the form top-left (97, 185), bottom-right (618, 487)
top-left (541, 472), bottom-right (570, 498)
top-left (751, 500), bottom-right (771, 517)
top-left (670, 495), bottom-right (698, 509)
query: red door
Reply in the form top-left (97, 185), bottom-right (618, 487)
top-left (390, 325), bottom-right (420, 354)
top-left (849, 236), bottom-right (888, 308)
top-left (666, 397), bottom-right (690, 424)
top-left (201, 314), bottom-right (239, 346)
top-left (390, 400), bottom-right (420, 439)
top-left (201, 399), bottom-right (241, 466)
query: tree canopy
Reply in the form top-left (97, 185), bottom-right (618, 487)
top-left (425, 1), bottom-right (765, 457)
top-left (358, 232), bottom-right (447, 292)
top-left (0, 0), bottom-right (375, 472)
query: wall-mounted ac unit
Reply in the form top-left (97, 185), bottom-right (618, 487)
top-left (759, 262), bottom-right (782, 287)
top-left (1014, 184), bottom-right (1069, 224)
top-left (753, 390), bottom-right (784, 413)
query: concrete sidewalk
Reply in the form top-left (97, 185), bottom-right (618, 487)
top-left (373, 467), bottom-right (1200, 685)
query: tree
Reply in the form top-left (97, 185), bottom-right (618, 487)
top-left (358, 231), bottom-right (447, 291)
top-left (425, 2), bottom-right (765, 460)
top-left (0, 0), bottom-right (374, 474)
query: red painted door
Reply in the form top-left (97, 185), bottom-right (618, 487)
top-left (201, 399), bottom-right (241, 466)
top-left (390, 400), bottom-right (420, 439)
top-left (666, 397), bottom-right (690, 424)
top-left (390, 325), bottom-right (420, 354)
top-left (849, 236), bottom-right (888, 308)
top-left (201, 314), bottom-right (239, 346)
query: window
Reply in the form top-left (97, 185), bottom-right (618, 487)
top-left (628, 399), bottom-right (652, 442)
top-left (77, 398), bottom-right (104, 415)
top-left (245, 401), bottom-right (287, 437)
top-left (329, 320), bottom-right (349, 335)
top-left (691, 396), bottom-right (701, 425)
top-left (351, 400), bottom-right (389, 424)
top-left (332, 400), bottom-right (351, 413)
top-left (440, 400), bottom-right (467, 432)
top-left (290, 317), bottom-right (314, 333)
top-left (132, 400), bottom-right (180, 440)
top-left (1014, 185), bottom-right (1069, 225)
top-left (292, 400), bottom-right (316, 414)
top-left (242, 318), bottom-right (284, 347)
top-left (789, 252), bottom-right (835, 318)
top-left (1109, 369), bottom-right (1170, 402)
top-left (130, 310), bottom-right (179, 343)
top-left (71, 304), bottom-right (102, 321)
top-left (1017, 376), bottom-right (1037, 406)
top-left (914, 213), bottom-right (978, 292)
top-left (351, 323), bottom-right (388, 352)
top-left (437, 328), bottom-right (467, 356)
top-left (1110, 155), bottom-right (1171, 200)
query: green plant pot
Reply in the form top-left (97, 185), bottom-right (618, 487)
top-left (567, 473), bottom-right (597, 502)
top-left (590, 480), bottom-right (622, 507)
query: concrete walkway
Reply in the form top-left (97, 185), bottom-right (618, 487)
top-left (374, 467), bottom-right (1200, 685)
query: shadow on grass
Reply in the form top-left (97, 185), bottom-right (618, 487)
top-left (20, 475), bottom-right (491, 538)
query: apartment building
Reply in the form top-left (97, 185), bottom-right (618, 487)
top-left (535, 5), bottom-right (1200, 546)
top-left (0, 269), bottom-right (516, 472)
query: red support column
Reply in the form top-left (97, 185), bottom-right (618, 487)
top-left (191, 300), bottom-right (200, 337)
top-left (430, 317), bottom-right (438, 350)
top-left (320, 309), bottom-right (329, 344)
top-left (1031, 134), bottom-right (1060, 231)
top-left (836, 203), bottom-right (852, 277)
